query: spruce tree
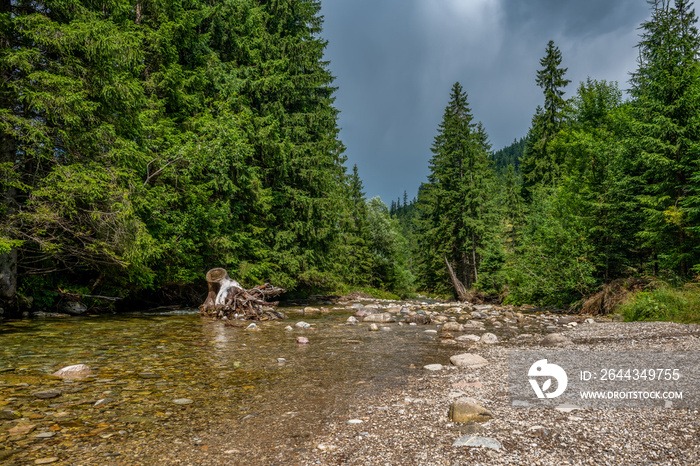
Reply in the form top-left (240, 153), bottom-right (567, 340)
top-left (521, 40), bottom-right (571, 195)
top-left (417, 82), bottom-right (500, 293)
top-left (629, 0), bottom-right (700, 276)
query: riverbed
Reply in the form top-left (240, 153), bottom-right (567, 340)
top-left (1, 300), bottom-right (698, 465)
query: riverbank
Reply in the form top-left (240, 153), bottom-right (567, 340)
top-left (298, 319), bottom-right (700, 465)
top-left (1, 299), bottom-right (698, 465)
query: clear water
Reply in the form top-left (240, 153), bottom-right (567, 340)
top-left (0, 305), bottom-right (457, 463)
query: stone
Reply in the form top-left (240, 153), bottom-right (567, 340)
top-left (58, 301), bottom-right (88, 315)
top-left (441, 322), bottom-right (463, 332)
top-left (452, 435), bottom-right (502, 450)
top-left (52, 364), bottom-right (92, 379)
top-left (540, 333), bottom-right (572, 346)
top-left (245, 323), bottom-right (259, 331)
top-left (353, 308), bottom-right (378, 318)
top-left (480, 333), bottom-right (498, 344)
top-left (33, 390), bottom-right (61, 399)
top-left (369, 323), bottom-right (379, 331)
top-left (9, 424), bottom-right (37, 436)
top-left (284, 325), bottom-right (294, 331)
top-left (455, 334), bottom-right (481, 342)
top-left (34, 458), bottom-right (59, 465)
top-left (347, 419), bottom-right (363, 424)
top-left (423, 364), bottom-right (443, 371)
top-left (296, 336), bottom-right (310, 344)
top-left (0, 410), bottom-right (19, 420)
top-left (385, 306), bottom-right (402, 314)
top-left (450, 353), bottom-right (489, 369)
top-left (362, 313), bottom-right (394, 323)
top-left (424, 329), bottom-right (438, 334)
top-left (584, 318), bottom-right (596, 324)
top-left (295, 321), bottom-right (311, 329)
top-left (35, 432), bottom-right (56, 439)
top-left (173, 398), bottom-right (193, 405)
top-left (555, 403), bottom-right (581, 413)
top-left (346, 316), bottom-right (359, 325)
top-left (303, 306), bottom-right (321, 314)
top-left (432, 315), bottom-right (448, 323)
top-left (405, 314), bottom-right (431, 324)
top-left (449, 398), bottom-right (494, 423)
top-left (380, 326), bottom-right (392, 332)
top-left (473, 304), bottom-right (493, 312)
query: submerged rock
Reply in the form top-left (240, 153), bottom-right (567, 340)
top-left (52, 364), bottom-right (92, 379)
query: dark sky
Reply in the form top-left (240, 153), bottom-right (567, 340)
top-left (319, 0), bottom-right (652, 204)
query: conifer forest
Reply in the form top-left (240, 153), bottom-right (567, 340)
top-left (2, 0), bottom-right (700, 318)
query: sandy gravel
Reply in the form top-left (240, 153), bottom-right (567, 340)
top-left (296, 320), bottom-right (700, 466)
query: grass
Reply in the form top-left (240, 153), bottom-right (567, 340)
top-left (618, 282), bottom-right (700, 324)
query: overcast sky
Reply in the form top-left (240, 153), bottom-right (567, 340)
top-left (319, 0), bottom-right (652, 204)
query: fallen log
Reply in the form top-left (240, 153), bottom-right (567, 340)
top-left (199, 268), bottom-right (287, 322)
top-left (445, 256), bottom-right (468, 302)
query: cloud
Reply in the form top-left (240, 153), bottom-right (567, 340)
top-left (320, 0), bottom-right (653, 203)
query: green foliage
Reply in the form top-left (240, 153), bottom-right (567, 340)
top-left (620, 282), bottom-right (700, 323)
top-left (504, 187), bottom-right (597, 307)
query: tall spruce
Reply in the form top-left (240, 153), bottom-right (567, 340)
top-left (521, 40), bottom-right (571, 195)
top-left (629, 0), bottom-right (700, 276)
top-left (416, 82), bottom-right (500, 293)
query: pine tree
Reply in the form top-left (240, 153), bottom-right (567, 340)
top-left (416, 82), bottom-right (501, 293)
top-left (629, 0), bottom-right (700, 276)
top-left (521, 40), bottom-right (571, 195)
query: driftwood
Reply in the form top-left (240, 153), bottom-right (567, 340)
top-left (445, 256), bottom-right (468, 302)
top-left (199, 268), bottom-right (287, 322)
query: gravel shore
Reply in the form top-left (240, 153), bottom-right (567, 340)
top-left (297, 320), bottom-right (700, 466)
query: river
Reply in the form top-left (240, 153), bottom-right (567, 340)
top-left (0, 302), bottom-right (464, 464)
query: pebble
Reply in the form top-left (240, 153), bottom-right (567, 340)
top-left (295, 321), bottom-right (311, 329)
top-left (246, 323), bottom-right (259, 331)
top-left (540, 333), bottom-right (573, 346)
top-left (480, 333), bottom-right (498, 344)
top-left (33, 390), bottom-right (61, 399)
top-left (453, 435), bottom-right (502, 450)
top-left (173, 398), bottom-right (193, 405)
top-left (34, 458), bottom-right (59, 465)
top-left (346, 316), bottom-right (359, 324)
top-left (455, 334), bottom-right (481, 342)
top-left (296, 336), bottom-right (310, 344)
top-left (424, 329), bottom-right (438, 334)
top-left (369, 323), bottom-right (379, 331)
top-left (423, 364), bottom-right (443, 371)
top-left (347, 419), bottom-right (363, 424)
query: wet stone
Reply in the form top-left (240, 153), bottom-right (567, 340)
top-left (33, 389), bottom-right (61, 399)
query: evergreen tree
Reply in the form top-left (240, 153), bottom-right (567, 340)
top-left (416, 82), bottom-right (501, 294)
top-left (521, 40), bottom-right (571, 195)
top-left (629, 0), bottom-right (700, 276)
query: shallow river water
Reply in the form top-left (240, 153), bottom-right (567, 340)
top-left (0, 304), bottom-right (460, 464)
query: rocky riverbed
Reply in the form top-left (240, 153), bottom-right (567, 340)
top-left (1, 298), bottom-right (699, 465)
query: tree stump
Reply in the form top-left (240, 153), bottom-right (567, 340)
top-left (200, 268), bottom-right (286, 322)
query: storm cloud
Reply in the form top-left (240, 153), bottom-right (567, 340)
top-left (319, 0), bottom-right (652, 203)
